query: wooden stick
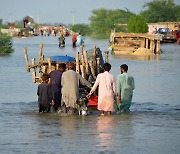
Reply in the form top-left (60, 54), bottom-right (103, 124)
top-left (75, 52), bottom-right (80, 73)
top-left (47, 58), bottom-right (51, 73)
top-left (80, 45), bottom-right (83, 55)
top-left (80, 65), bottom-right (85, 78)
top-left (32, 58), bottom-right (36, 83)
top-left (93, 45), bottom-right (97, 69)
top-left (23, 47), bottom-right (30, 72)
top-left (105, 51), bottom-right (109, 63)
top-left (83, 50), bottom-right (89, 75)
top-left (89, 60), bottom-right (96, 79)
top-left (81, 51), bottom-right (85, 67)
top-left (38, 42), bottom-right (43, 64)
top-left (41, 65), bottom-right (46, 74)
top-left (96, 57), bottom-right (100, 74)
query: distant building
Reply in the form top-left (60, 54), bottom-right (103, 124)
top-left (148, 22), bottom-right (180, 34)
top-left (7, 22), bottom-right (15, 29)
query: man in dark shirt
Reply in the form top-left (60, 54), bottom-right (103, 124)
top-left (49, 63), bottom-right (66, 111)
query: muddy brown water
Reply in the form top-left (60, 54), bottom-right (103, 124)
top-left (0, 36), bottom-right (180, 153)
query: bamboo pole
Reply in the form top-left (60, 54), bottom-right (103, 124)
top-left (75, 52), bottom-right (80, 73)
top-left (47, 58), bottom-right (51, 73)
top-left (83, 50), bottom-right (89, 75)
top-left (93, 45), bottom-right (97, 68)
top-left (41, 65), bottom-right (46, 74)
top-left (105, 51), bottom-right (109, 63)
top-left (80, 65), bottom-right (85, 78)
top-left (32, 58), bottom-right (36, 83)
top-left (89, 60), bottom-right (96, 79)
top-left (38, 42), bottom-right (43, 64)
top-left (23, 47), bottom-right (30, 72)
top-left (80, 45), bottom-right (83, 55)
top-left (96, 57), bottom-right (100, 74)
top-left (81, 52), bottom-right (86, 67)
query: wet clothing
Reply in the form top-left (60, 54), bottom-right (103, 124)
top-left (49, 70), bottom-right (63, 111)
top-left (37, 82), bottom-right (52, 112)
top-left (116, 72), bottom-right (135, 112)
top-left (72, 34), bottom-right (77, 47)
top-left (76, 34), bottom-right (83, 47)
top-left (90, 71), bottom-right (116, 112)
top-left (58, 35), bottom-right (65, 46)
top-left (61, 70), bottom-right (91, 109)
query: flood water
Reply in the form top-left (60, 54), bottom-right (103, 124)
top-left (0, 36), bottom-right (180, 153)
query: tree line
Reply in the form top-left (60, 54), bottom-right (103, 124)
top-left (70, 0), bottom-right (180, 38)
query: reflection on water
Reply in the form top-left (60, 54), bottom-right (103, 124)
top-left (111, 54), bottom-right (161, 61)
top-left (0, 37), bottom-right (180, 153)
top-left (0, 102), bottom-right (180, 153)
top-left (96, 117), bottom-right (114, 151)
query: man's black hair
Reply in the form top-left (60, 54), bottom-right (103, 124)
top-left (41, 73), bottom-right (49, 82)
top-left (59, 63), bottom-right (66, 69)
top-left (103, 63), bottom-right (111, 72)
top-left (120, 64), bottom-right (128, 72)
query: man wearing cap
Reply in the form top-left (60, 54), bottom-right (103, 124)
top-left (61, 62), bottom-right (91, 114)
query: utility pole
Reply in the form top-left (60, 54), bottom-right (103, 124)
top-left (71, 11), bottom-right (76, 26)
top-left (37, 13), bottom-right (40, 24)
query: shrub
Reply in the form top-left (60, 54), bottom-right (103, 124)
top-left (127, 15), bottom-right (148, 33)
top-left (0, 34), bottom-right (14, 55)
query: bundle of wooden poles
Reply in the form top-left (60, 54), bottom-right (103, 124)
top-left (75, 45), bottom-right (109, 82)
top-left (24, 43), bottom-right (109, 83)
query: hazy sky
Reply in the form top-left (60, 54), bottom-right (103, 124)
top-left (0, 0), bottom-right (180, 25)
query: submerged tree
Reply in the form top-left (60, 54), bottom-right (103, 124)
top-left (0, 34), bottom-right (14, 55)
top-left (89, 8), bottom-right (134, 38)
top-left (127, 15), bottom-right (148, 33)
top-left (140, 0), bottom-right (180, 23)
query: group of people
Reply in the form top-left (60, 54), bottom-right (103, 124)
top-left (72, 33), bottom-right (84, 47)
top-left (37, 62), bottom-right (135, 116)
top-left (58, 32), bottom-right (84, 48)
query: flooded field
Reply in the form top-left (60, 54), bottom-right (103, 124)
top-left (0, 36), bottom-right (180, 153)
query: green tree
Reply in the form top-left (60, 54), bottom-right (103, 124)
top-left (70, 24), bottom-right (92, 36)
top-left (140, 0), bottom-right (180, 22)
top-left (127, 15), bottom-right (148, 33)
top-left (0, 19), bottom-right (3, 27)
top-left (174, 5), bottom-right (180, 21)
top-left (89, 8), bottom-right (134, 38)
top-left (15, 20), bottom-right (23, 28)
top-left (0, 34), bottom-right (14, 55)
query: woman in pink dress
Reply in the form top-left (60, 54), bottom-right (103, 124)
top-left (87, 63), bottom-right (116, 116)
